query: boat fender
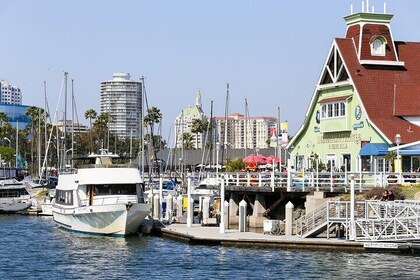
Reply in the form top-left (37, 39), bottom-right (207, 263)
top-left (126, 202), bottom-right (133, 210)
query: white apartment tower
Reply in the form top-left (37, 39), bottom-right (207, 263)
top-left (213, 113), bottom-right (277, 149)
top-left (0, 79), bottom-right (22, 105)
top-left (100, 73), bottom-right (142, 139)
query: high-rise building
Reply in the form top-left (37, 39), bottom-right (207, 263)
top-left (100, 73), bottom-right (142, 139)
top-left (0, 79), bottom-right (22, 105)
top-left (174, 89), bottom-right (208, 149)
top-left (213, 113), bottom-right (277, 150)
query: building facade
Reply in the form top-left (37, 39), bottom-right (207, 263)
top-left (0, 104), bottom-right (30, 129)
top-left (287, 6), bottom-right (420, 172)
top-left (100, 73), bottom-right (142, 139)
top-left (0, 79), bottom-right (22, 105)
top-left (174, 89), bottom-right (208, 149)
top-left (213, 113), bottom-right (277, 150)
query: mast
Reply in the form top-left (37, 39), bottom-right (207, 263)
top-left (223, 83), bottom-right (229, 163)
top-left (44, 81), bottom-right (48, 177)
top-left (62, 72), bottom-right (68, 170)
top-left (209, 100), bottom-right (214, 168)
top-left (37, 108), bottom-right (41, 178)
top-left (140, 76), bottom-right (145, 179)
top-left (71, 79), bottom-right (75, 169)
top-left (244, 98), bottom-right (248, 158)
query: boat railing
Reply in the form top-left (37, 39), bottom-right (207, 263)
top-left (77, 164), bottom-right (139, 169)
top-left (79, 195), bottom-right (138, 207)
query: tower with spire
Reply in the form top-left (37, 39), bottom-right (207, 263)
top-left (174, 89), bottom-right (208, 149)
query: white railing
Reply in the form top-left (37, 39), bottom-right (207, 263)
top-left (213, 171), bottom-right (420, 191)
top-left (79, 195), bottom-right (137, 207)
top-left (296, 200), bottom-right (420, 241)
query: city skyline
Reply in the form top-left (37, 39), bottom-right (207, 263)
top-left (1, 0), bottom-right (420, 141)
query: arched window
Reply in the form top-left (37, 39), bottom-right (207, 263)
top-left (371, 36), bottom-right (386, 56)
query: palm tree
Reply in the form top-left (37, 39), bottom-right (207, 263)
top-left (144, 106), bottom-right (162, 164)
top-left (93, 112), bottom-right (110, 149)
top-left (84, 109), bottom-right (97, 153)
top-left (0, 112), bottom-right (10, 142)
top-left (182, 132), bottom-right (194, 150)
top-left (25, 106), bottom-right (44, 175)
top-left (191, 119), bottom-right (209, 149)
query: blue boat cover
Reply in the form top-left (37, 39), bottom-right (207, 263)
top-left (359, 143), bottom-right (389, 156)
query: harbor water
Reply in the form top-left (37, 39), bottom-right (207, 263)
top-left (0, 215), bottom-right (419, 279)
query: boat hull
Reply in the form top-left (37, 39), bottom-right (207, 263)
top-left (52, 203), bottom-right (150, 236)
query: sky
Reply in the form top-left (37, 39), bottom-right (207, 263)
top-left (1, 0), bottom-right (420, 144)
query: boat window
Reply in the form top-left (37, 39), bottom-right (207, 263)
top-left (94, 184), bottom-right (137, 195)
top-left (55, 190), bottom-right (73, 205)
top-left (0, 189), bottom-right (21, 198)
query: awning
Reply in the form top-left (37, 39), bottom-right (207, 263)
top-left (359, 143), bottom-right (389, 156)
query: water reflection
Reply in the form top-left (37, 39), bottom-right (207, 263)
top-left (1, 215), bottom-right (420, 279)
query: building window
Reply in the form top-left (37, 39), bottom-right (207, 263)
top-left (371, 36), bottom-right (386, 56)
top-left (321, 101), bottom-right (346, 119)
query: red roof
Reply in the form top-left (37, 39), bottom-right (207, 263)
top-left (336, 38), bottom-right (420, 143)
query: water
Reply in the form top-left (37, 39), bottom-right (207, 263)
top-left (0, 215), bottom-right (418, 279)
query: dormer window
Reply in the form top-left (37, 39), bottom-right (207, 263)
top-left (370, 36), bottom-right (386, 56)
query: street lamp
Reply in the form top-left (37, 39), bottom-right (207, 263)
top-left (3, 137), bottom-right (11, 167)
top-left (3, 137), bottom-right (11, 148)
top-left (395, 134), bottom-right (401, 173)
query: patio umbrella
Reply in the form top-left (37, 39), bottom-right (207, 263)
top-left (243, 154), bottom-right (267, 164)
top-left (265, 155), bottom-right (280, 163)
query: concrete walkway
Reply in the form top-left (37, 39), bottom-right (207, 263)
top-left (160, 224), bottom-right (364, 250)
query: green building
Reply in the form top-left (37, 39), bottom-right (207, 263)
top-left (287, 8), bottom-right (420, 173)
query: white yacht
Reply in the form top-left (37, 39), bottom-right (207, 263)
top-left (52, 151), bottom-right (150, 236)
top-left (0, 178), bottom-right (32, 213)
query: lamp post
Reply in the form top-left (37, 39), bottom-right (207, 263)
top-left (395, 134), bottom-right (401, 180)
top-left (216, 142), bottom-right (220, 179)
top-left (3, 137), bottom-right (11, 167)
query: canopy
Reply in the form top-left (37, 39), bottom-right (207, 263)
top-left (359, 143), bottom-right (389, 156)
top-left (243, 154), bottom-right (267, 164)
top-left (265, 155), bottom-right (280, 163)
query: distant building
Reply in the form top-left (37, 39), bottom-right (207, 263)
top-left (174, 89), bottom-right (208, 149)
top-left (0, 103), bottom-right (30, 129)
top-left (0, 79), bottom-right (22, 105)
top-left (213, 113), bottom-right (277, 150)
top-left (100, 73), bottom-right (142, 139)
top-left (54, 120), bottom-right (89, 134)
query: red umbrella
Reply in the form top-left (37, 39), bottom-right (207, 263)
top-left (265, 155), bottom-right (280, 163)
top-left (243, 154), bottom-right (267, 164)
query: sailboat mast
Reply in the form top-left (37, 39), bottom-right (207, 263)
top-left (140, 76), bottom-right (145, 179)
top-left (244, 98), bottom-right (248, 158)
top-left (71, 79), bottom-right (75, 169)
top-left (44, 81), bottom-right (48, 177)
top-left (38, 109), bottom-right (41, 178)
top-left (62, 72), bottom-right (68, 170)
top-left (223, 83), bottom-right (229, 162)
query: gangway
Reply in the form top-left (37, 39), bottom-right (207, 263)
top-left (296, 200), bottom-right (420, 242)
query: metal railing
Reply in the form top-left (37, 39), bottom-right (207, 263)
top-left (296, 200), bottom-right (420, 241)
top-left (79, 195), bottom-right (138, 207)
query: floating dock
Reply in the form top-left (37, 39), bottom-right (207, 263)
top-left (160, 224), bottom-right (365, 251)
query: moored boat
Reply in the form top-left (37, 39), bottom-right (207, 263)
top-left (52, 150), bottom-right (150, 236)
top-left (0, 179), bottom-right (32, 213)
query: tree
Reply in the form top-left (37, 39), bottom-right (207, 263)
top-left (226, 157), bottom-right (246, 172)
top-left (84, 109), bottom-right (97, 153)
top-left (25, 106), bottom-right (45, 175)
top-left (144, 107), bottom-right (162, 163)
top-left (93, 112), bottom-right (111, 150)
top-left (191, 119), bottom-right (209, 149)
top-left (182, 132), bottom-right (194, 150)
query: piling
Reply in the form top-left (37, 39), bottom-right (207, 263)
top-left (285, 201), bottom-right (294, 236)
top-left (239, 200), bottom-right (247, 232)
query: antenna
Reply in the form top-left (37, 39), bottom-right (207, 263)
top-left (350, 4), bottom-right (353, 14)
top-left (372, 5), bottom-right (375, 13)
top-left (362, 1), bottom-right (365, 13)
top-left (366, 0), bottom-right (369, 13)
top-left (384, 2), bottom-right (387, 13)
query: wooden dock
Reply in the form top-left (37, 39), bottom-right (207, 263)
top-left (160, 224), bottom-right (365, 251)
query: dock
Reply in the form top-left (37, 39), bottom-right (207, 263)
top-left (159, 224), bottom-right (364, 251)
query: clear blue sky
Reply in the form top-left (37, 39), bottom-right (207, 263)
top-left (1, 0), bottom-right (419, 142)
